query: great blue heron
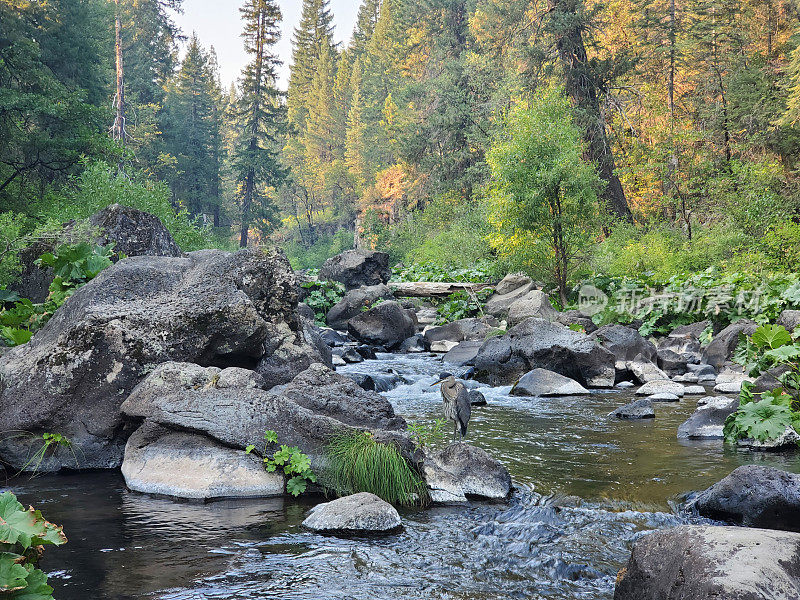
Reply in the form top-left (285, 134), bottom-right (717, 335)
top-left (432, 374), bottom-right (471, 441)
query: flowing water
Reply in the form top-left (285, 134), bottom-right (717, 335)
top-left (7, 353), bottom-right (800, 600)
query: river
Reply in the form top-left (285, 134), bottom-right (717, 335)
top-left (8, 353), bottom-right (800, 599)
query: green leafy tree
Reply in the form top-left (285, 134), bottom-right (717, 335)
top-left (487, 87), bottom-right (601, 305)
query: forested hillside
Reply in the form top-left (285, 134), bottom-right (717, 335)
top-left (2, 0), bottom-right (799, 292)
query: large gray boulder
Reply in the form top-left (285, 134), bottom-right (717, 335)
top-left (9, 204), bottom-right (183, 303)
top-left (423, 442), bottom-right (511, 503)
top-left (702, 320), bottom-right (758, 370)
top-left (510, 368), bottom-right (588, 397)
top-left (302, 493), bottom-right (401, 533)
top-left (778, 310), bottom-right (800, 333)
top-left (507, 290), bottom-right (559, 325)
top-left (677, 397), bottom-right (739, 438)
top-left (121, 422), bottom-right (284, 499)
top-left (690, 466), bottom-right (800, 531)
top-left (0, 248), bottom-right (323, 471)
top-left (473, 319), bottom-right (616, 388)
top-left (614, 525), bottom-right (800, 600)
top-left (423, 317), bottom-right (501, 344)
top-left (591, 324), bottom-right (657, 363)
top-left (443, 340), bottom-right (484, 367)
top-left (636, 380), bottom-right (685, 397)
top-left (88, 204), bottom-right (183, 259)
top-left (120, 362), bottom-right (406, 467)
top-left (347, 301), bottom-right (416, 349)
top-left (325, 284), bottom-right (394, 331)
top-left (484, 276), bottom-right (537, 318)
top-left (319, 250), bottom-right (390, 290)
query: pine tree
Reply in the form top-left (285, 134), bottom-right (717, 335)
top-left (162, 33), bottom-right (223, 219)
top-left (235, 0), bottom-right (286, 247)
top-left (287, 0), bottom-right (336, 130)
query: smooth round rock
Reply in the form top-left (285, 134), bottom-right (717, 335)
top-left (302, 492), bottom-right (401, 533)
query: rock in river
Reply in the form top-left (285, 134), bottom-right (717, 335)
top-left (614, 525), bottom-right (800, 600)
top-left (511, 368), bottom-right (588, 397)
top-left (347, 301), bottom-right (416, 350)
top-left (122, 422), bottom-right (284, 500)
top-left (325, 284), bottom-right (394, 331)
top-left (635, 380), bottom-right (685, 397)
top-left (677, 397), bottom-right (738, 438)
top-left (690, 465), bottom-right (800, 532)
top-left (423, 442), bottom-right (511, 503)
top-left (302, 492), bottom-right (401, 533)
top-left (473, 318), bottom-right (615, 388)
top-left (610, 398), bottom-right (655, 419)
top-left (0, 248), bottom-right (326, 471)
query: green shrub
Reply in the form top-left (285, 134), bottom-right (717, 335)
top-left (300, 278), bottom-right (345, 325)
top-left (0, 212), bottom-right (31, 288)
top-left (0, 491), bottom-right (67, 599)
top-left (35, 161), bottom-right (231, 252)
top-left (725, 325), bottom-right (800, 445)
top-left (0, 243), bottom-right (115, 346)
top-left (245, 429), bottom-right (316, 497)
top-left (323, 431), bottom-right (428, 506)
top-left (283, 229), bottom-right (354, 270)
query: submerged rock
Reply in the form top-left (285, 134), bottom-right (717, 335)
top-left (0, 248), bottom-right (322, 471)
top-left (690, 465), bottom-right (800, 532)
top-left (610, 398), bottom-right (655, 419)
top-left (510, 368), bottom-right (588, 397)
top-left (319, 250), bottom-right (390, 290)
top-left (468, 390), bottom-right (487, 406)
top-left (399, 334), bottom-right (429, 353)
top-left (614, 525), bottom-right (800, 600)
top-left (302, 492), bottom-right (401, 533)
top-left (423, 442), bottom-right (511, 503)
top-left (122, 422), bottom-right (284, 500)
top-left (677, 397), bottom-right (738, 438)
top-left (473, 319), bottom-right (615, 388)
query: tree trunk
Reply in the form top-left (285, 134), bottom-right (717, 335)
top-left (111, 0), bottom-right (126, 145)
top-left (551, 0), bottom-right (632, 222)
top-left (240, 166), bottom-right (254, 248)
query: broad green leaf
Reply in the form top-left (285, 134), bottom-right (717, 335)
top-left (7, 566), bottom-right (54, 600)
top-left (0, 492), bottom-right (67, 550)
top-left (752, 325), bottom-right (792, 350)
top-left (286, 476), bottom-right (307, 497)
top-left (764, 345), bottom-right (800, 363)
top-left (0, 553), bottom-right (29, 592)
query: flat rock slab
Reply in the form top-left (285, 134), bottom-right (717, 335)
top-left (511, 368), bottom-right (588, 397)
top-left (122, 423), bottom-right (284, 500)
top-left (615, 525), bottom-right (800, 600)
top-left (690, 465), bottom-right (800, 531)
top-left (302, 492), bottom-right (401, 533)
top-left (636, 380), bottom-right (685, 397)
top-left (610, 398), bottom-right (655, 419)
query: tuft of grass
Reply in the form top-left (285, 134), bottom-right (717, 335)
top-left (323, 431), bottom-right (429, 507)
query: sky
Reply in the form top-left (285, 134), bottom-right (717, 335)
top-left (172, 1), bottom-right (360, 90)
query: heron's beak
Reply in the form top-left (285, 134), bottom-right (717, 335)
top-left (430, 379), bottom-right (446, 387)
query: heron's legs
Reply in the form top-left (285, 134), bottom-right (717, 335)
top-left (452, 422), bottom-right (458, 442)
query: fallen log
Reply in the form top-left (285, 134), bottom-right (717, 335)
top-left (388, 281), bottom-right (494, 298)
